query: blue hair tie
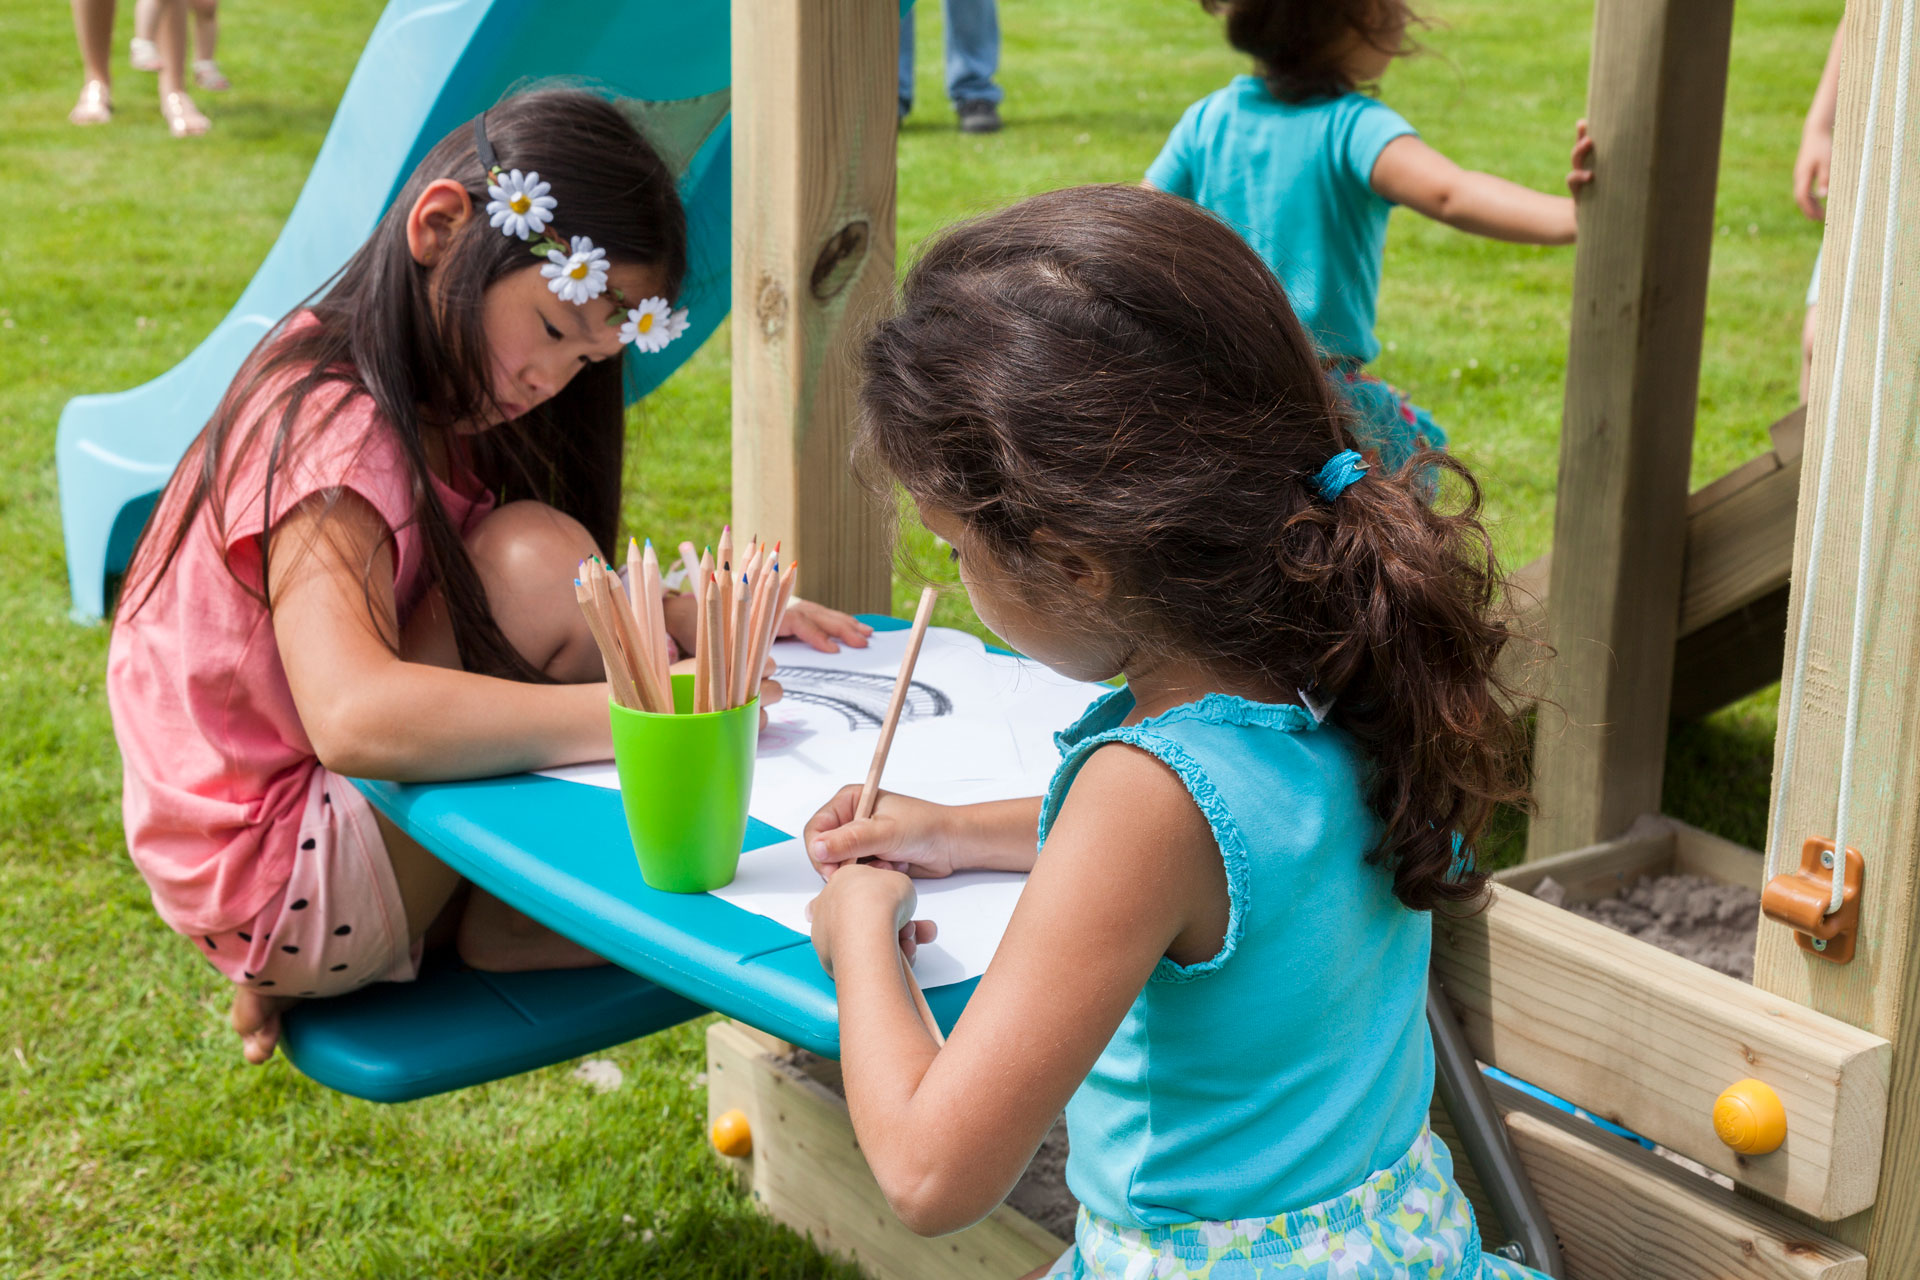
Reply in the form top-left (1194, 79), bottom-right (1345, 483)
top-left (1313, 450), bottom-right (1369, 501)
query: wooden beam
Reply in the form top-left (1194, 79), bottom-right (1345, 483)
top-left (1492, 812), bottom-right (1675, 904)
top-left (1668, 584), bottom-right (1790, 723)
top-left (1484, 1079), bottom-right (1865, 1280)
top-left (730, 0), bottom-right (895, 614)
top-left (705, 1021), bottom-right (1064, 1279)
top-left (1754, 1), bottom-right (1920, 1270)
top-left (1432, 885), bottom-right (1890, 1219)
top-left (1527, 0), bottom-right (1737, 856)
top-left (1505, 407), bottom-right (1805, 720)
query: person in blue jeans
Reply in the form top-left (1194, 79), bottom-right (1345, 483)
top-left (900, 0), bottom-right (1003, 134)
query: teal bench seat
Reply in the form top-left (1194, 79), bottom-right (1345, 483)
top-left (280, 956), bottom-right (705, 1103)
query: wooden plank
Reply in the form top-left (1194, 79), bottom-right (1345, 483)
top-left (1668, 584), bottom-right (1790, 724)
top-left (1669, 817), bottom-right (1766, 890)
top-left (1680, 446), bottom-right (1802, 636)
top-left (1506, 406), bottom-right (1805, 718)
top-left (1492, 813), bottom-right (1675, 904)
top-left (1754, 0), bottom-right (1920, 1268)
top-left (1432, 884), bottom-right (1890, 1219)
top-left (730, 0), bottom-right (895, 614)
top-left (1485, 1079), bottom-right (1865, 1280)
top-left (1526, 0), bottom-right (1737, 857)
top-left (705, 1021), bottom-right (1065, 1280)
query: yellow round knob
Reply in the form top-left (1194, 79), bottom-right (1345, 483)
top-left (711, 1107), bottom-right (753, 1157)
top-left (1713, 1079), bottom-right (1786, 1155)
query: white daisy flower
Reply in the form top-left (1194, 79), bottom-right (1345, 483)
top-left (542, 235), bottom-right (609, 305)
top-left (620, 296), bottom-right (678, 352)
top-left (484, 169), bottom-right (556, 240)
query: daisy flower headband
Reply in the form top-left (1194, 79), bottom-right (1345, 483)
top-left (473, 112), bottom-right (689, 353)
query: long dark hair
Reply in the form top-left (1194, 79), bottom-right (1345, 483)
top-left (857, 185), bottom-right (1523, 911)
top-left (1201, 0), bottom-right (1422, 103)
top-left (118, 88), bottom-right (686, 680)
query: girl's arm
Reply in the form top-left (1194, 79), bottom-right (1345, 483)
top-left (1370, 132), bottom-right (1589, 245)
top-left (1795, 21), bottom-right (1846, 221)
top-left (268, 491), bottom-right (611, 781)
top-left (809, 743), bottom-right (1227, 1236)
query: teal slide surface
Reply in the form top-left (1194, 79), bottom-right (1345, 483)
top-left (55, 0), bottom-right (732, 622)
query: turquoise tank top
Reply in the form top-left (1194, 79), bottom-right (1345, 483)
top-left (1145, 79), bottom-right (1416, 363)
top-left (1041, 688), bottom-right (1433, 1228)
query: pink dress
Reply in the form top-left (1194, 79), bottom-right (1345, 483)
top-left (107, 351), bottom-right (494, 992)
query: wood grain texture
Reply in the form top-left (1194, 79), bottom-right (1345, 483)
top-left (1485, 1080), bottom-right (1865, 1280)
top-left (1754, 0), bottom-right (1920, 1270)
top-left (1433, 885), bottom-right (1890, 1219)
top-left (706, 1021), bottom-right (1064, 1279)
top-left (731, 0), bottom-right (895, 614)
top-left (1527, 0), bottom-right (1738, 857)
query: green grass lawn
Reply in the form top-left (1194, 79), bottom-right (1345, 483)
top-left (1, 0), bottom-right (1836, 1274)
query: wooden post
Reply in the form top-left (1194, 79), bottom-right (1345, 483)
top-left (1526, 0), bottom-right (1737, 858)
top-left (1755, 0), bottom-right (1920, 1265)
top-left (731, 0), bottom-right (896, 615)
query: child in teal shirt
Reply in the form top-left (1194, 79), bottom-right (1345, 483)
top-left (804, 185), bottom-right (1543, 1280)
top-left (1148, 0), bottom-right (1593, 473)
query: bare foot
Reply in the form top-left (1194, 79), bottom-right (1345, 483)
top-left (230, 986), bottom-right (297, 1064)
top-left (69, 80), bottom-right (112, 125)
top-left (161, 90), bottom-right (209, 138)
top-left (456, 888), bottom-right (606, 973)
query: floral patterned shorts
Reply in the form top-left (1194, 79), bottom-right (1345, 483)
top-left (1327, 362), bottom-right (1449, 480)
top-left (1039, 1127), bottom-right (1546, 1280)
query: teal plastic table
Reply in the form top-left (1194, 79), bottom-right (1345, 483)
top-left (281, 616), bottom-right (971, 1100)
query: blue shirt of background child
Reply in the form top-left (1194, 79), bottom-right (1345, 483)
top-left (1147, 78), bottom-right (1416, 364)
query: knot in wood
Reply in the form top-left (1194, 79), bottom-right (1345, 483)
top-left (809, 221), bottom-right (870, 302)
top-left (757, 275), bottom-right (788, 340)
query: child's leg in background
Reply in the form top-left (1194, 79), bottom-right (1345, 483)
top-left (392, 500), bottom-right (608, 973)
top-left (1801, 245), bottom-right (1822, 402)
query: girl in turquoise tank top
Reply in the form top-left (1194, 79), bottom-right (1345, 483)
top-left (803, 184), bottom-right (1542, 1280)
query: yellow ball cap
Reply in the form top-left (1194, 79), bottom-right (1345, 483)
top-left (1713, 1078), bottom-right (1786, 1155)
top-left (711, 1107), bottom-right (753, 1158)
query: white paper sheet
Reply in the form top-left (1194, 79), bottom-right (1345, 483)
top-left (708, 839), bottom-right (1029, 989)
top-left (536, 626), bottom-right (1112, 982)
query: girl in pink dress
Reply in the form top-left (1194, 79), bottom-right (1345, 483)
top-left (107, 88), bottom-right (868, 1065)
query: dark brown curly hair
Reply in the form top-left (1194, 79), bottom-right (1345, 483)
top-left (1202, 0), bottom-right (1422, 103)
top-left (857, 185), bottom-right (1525, 912)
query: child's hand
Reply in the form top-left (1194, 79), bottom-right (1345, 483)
top-left (806, 862), bottom-right (936, 978)
top-left (778, 598), bottom-right (874, 653)
top-left (1567, 118), bottom-right (1594, 196)
top-left (804, 784), bottom-right (959, 880)
top-left (1794, 124), bottom-right (1832, 221)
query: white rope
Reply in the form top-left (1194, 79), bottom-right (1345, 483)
top-left (1766, 0), bottom-right (1901, 887)
top-left (1829, 0), bottom-right (1915, 914)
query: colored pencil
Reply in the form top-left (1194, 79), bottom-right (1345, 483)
top-left (640, 539), bottom-right (672, 700)
top-left (856, 586), bottom-right (938, 821)
top-left (729, 571), bottom-right (752, 709)
top-left (693, 568), bottom-right (713, 712)
top-left (852, 584), bottom-right (945, 1047)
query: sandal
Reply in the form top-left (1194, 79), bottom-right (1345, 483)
top-left (193, 59), bottom-right (231, 91)
top-left (129, 36), bottom-right (161, 72)
top-left (161, 90), bottom-right (210, 137)
top-left (69, 79), bottom-right (112, 126)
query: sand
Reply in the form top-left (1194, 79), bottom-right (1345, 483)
top-left (1530, 872), bottom-right (1760, 981)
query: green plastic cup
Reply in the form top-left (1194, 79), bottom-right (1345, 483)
top-left (609, 673), bottom-right (758, 893)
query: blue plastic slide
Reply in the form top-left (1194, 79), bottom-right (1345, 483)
top-left (54, 0), bottom-right (733, 622)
